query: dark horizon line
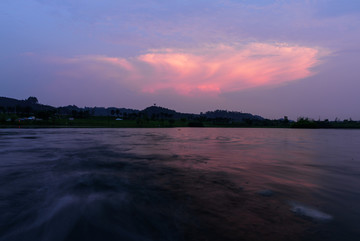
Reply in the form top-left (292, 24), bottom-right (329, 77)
top-left (0, 95), bottom-right (358, 122)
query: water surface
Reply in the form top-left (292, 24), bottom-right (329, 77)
top-left (0, 128), bottom-right (359, 241)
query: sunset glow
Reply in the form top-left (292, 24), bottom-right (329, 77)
top-left (2, 0), bottom-right (360, 119)
top-left (61, 43), bottom-right (321, 96)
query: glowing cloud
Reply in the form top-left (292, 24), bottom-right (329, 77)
top-left (58, 42), bottom-right (322, 95)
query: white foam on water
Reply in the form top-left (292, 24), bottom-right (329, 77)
top-left (290, 202), bottom-right (333, 221)
top-left (1, 195), bottom-right (80, 241)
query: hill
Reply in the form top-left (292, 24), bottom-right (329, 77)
top-left (0, 96), bottom-right (55, 113)
top-left (0, 96), bottom-right (263, 122)
top-left (2, 96), bottom-right (359, 128)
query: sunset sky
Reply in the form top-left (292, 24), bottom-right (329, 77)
top-left (1, 0), bottom-right (360, 120)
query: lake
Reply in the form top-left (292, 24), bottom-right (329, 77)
top-left (0, 128), bottom-right (359, 241)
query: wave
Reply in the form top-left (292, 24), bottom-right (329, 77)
top-left (290, 202), bottom-right (333, 222)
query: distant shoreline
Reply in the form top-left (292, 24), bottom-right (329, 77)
top-left (2, 122), bottom-right (360, 129)
top-left (2, 96), bottom-right (360, 129)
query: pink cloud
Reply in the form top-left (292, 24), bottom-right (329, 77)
top-left (56, 42), bottom-right (323, 95)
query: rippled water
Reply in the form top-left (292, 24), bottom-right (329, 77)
top-left (0, 128), bottom-right (359, 241)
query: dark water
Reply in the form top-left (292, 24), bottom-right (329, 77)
top-left (0, 128), bottom-right (359, 241)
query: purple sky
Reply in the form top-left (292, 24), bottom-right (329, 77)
top-left (1, 0), bottom-right (360, 120)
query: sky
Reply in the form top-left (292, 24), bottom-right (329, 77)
top-left (1, 0), bottom-right (360, 120)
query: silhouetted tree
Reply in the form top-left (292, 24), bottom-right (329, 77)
top-left (16, 105), bottom-right (23, 114)
top-left (71, 110), bottom-right (78, 117)
top-left (7, 106), bottom-right (15, 113)
top-left (37, 110), bottom-right (54, 120)
top-left (26, 96), bottom-right (39, 105)
top-left (284, 116), bottom-right (289, 124)
top-left (24, 105), bottom-right (33, 115)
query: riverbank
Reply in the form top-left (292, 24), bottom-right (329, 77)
top-left (1, 118), bottom-right (360, 129)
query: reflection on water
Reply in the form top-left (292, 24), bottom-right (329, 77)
top-left (0, 128), bottom-right (359, 241)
